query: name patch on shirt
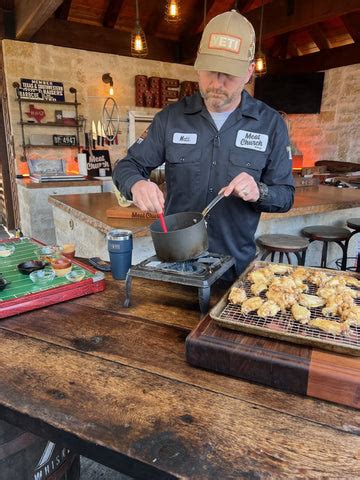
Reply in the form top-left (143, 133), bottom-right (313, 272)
top-left (235, 130), bottom-right (268, 152)
top-left (173, 133), bottom-right (197, 144)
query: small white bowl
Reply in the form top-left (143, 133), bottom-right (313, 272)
top-left (0, 244), bottom-right (15, 257)
top-left (29, 269), bottom-right (56, 285)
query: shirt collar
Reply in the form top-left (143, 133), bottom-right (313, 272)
top-left (183, 90), bottom-right (260, 121)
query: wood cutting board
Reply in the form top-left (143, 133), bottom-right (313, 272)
top-left (186, 315), bottom-right (360, 409)
top-left (106, 206), bottom-right (159, 219)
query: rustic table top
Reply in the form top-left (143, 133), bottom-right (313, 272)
top-left (0, 272), bottom-right (359, 479)
top-left (48, 186), bottom-right (360, 238)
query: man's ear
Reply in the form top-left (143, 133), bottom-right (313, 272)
top-left (245, 62), bottom-right (255, 84)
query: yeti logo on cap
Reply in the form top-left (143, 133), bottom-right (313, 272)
top-left (208, 33), bottom-right (242, 53)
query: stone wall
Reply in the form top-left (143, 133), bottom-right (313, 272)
top-left (289, 63), bottom-right (360, 167)
top-left (2, 39), bottom-right (200, 175)
top-left (3, 39), bottom-right (360, 173)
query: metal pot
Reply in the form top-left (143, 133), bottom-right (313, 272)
top-left (150, 194), bottom-right (224, 262)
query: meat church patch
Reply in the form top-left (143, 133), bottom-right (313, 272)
top-left (235, 130), bottom-right (268, 152)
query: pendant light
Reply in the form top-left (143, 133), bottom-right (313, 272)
top-left (131, 0), bottom-right (148, 57)
top-left (255, 1), bottom-right (267, 76)
top-left (165, 0), bottom-right (181, 23)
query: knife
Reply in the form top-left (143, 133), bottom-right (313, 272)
top-left (101, 122), bottom-right (107, 146)
top-left (108, 123), bottom-right (113, 146)
top-left (91, 120), bottom-right (97, 149)
top-left (97, 120), bottom-right (103, 146)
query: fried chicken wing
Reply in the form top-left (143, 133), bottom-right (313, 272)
top-left (308, 318), bottom-right (350, 336)
top-left (291, 267), bottom-right (310, 282)
top-left (247, 268), bottom-right (273, 285)
top-left (257, 300), bottom-right (281, 318)
top-left (268, 264), bottom-right (292, 275)
top-left (291, 303), bottom-right (311, 324)
top-left (241, 296), bottom-right (263, 314)
top-left (309, 271), bottom-right (330, 287)
top-left (228, 287), bottom-right (247, 305)
top-left (298, 293), bottom-right (325, 308)
top-left (266, 285), bottom-right (298, 311)
top-left (340, 305), bottom-right (360, 325)
top-left (317, 287), bottom-right (337, 300)
top-left (343, 276), bottom-right (360, 289)
top-left (250, 282), bottom-right (268, 296)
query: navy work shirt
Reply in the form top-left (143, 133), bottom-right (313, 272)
top-left (113, 90), bottom-right (295, 277)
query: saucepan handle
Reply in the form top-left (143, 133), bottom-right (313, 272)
top-left (201, 192), bottom-right (225, 217)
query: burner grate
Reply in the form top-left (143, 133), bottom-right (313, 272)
top-left (124, 253), bottom-right (236, 313)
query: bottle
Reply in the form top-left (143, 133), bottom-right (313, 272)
top-left (15, 228), bottom-right (23, 238)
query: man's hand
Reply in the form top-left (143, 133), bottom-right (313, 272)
top-left (219, 172), bottom-right (260, 202)
top-left (131, 180), bottom-right (165, 213)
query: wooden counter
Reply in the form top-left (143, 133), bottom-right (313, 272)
top-left (0, 273), bottom-right (359, 479)
top-left (49, 186), bottom-right (360, 234)
top-left (49, 186), bottom-right (360, 267)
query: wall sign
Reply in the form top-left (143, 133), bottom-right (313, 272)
top-left (135, 75), bottom-right (198, 108)
top-left (53, 135), bottom-right (77, 146)
top-left (83, 149), bottom-right (112, 178)
top-left (25, 104), bottom-right (46, 123)
top-left (19, 78), bottom-right (65, 102)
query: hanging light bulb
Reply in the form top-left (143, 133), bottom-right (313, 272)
top-left (109, 84), bottom-right (114, 96)
top-left (131, 0), bottom-right (148, 57)
top-left (255, 1), bottom-right (267, 76)
top-left (165, 0), bottom-right (181, 23)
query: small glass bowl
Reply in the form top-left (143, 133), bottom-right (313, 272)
top-left (37, 245), bottom-right (62, 263)
top-left (0, 244), bottom-right (15, 258)
top-left (65, 268), bottom-right (86, 282)
top-left (29, 269), bottom-right (56, 285)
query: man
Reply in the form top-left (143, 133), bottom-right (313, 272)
top-left (112, 10), bottom-right (294, 277)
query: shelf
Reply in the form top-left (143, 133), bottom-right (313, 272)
top-left (23, 144), bottom-right (80, 148)
top-left (17, 99), bottom-right (81, 106)
top-left (19, 122), bottom-right (80, 127)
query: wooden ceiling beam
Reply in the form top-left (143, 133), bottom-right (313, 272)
top-left (31, 18), bottom-right (179, 63)
top-left (308, 23), bottom-right (331, 50)
top-left (144, 2), bottom-right (164, 36)
top-left (15, 0), bottom-right (63, 40)
top-left (103, 0), bottom-right (125, 29)
top-left (55, 0), bottom-right (72, 20)
top-left (341, 12), bottom-right (360, 43)
top-left (0, 0), bottom-right (15, 39)
top-left (182, 0), bottom-right (360, 64)
top-left (245, 0), bottom-right (360, 40)
top-left (267, 42), bottom-right (360, 75)
top-left (181, 0), bottom-right (217, 37)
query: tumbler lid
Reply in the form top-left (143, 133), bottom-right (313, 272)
top-left (107, 229), bottom-right (133, 241)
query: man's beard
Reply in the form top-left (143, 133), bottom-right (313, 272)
top-left (200, 87), bottom-right (236, 110)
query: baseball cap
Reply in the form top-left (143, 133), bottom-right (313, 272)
top-left (194, 9), bottom-right (256, 77)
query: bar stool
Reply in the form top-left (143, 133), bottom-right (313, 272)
top-left (346, 218), bottom-right (360, 273)
top-left (301, 225), bottom-right (351, 270)
top-left (257, 234), bottom-right (309, 265)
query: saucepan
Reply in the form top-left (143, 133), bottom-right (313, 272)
top-left (150, 193), bottom-right (224, 262)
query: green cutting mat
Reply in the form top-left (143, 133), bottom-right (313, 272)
top-left (0, 238), bottom-right (96, 302)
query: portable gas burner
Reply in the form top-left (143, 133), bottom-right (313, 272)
top-left (124, 252), bottom-right (235, 313)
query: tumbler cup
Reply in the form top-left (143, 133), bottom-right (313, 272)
top-left (107, 229), bottom-right (133, 280)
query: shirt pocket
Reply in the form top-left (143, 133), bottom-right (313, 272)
top-left (227, 150), bottom-right (267, 183)
top-left (165, 145), bottom-right (201, 197)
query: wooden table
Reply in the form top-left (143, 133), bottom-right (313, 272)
top-left (0, 273), bottom-right (359, 479)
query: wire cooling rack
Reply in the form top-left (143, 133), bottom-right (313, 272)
top-left (210, 262), bottom-right (360, 355)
